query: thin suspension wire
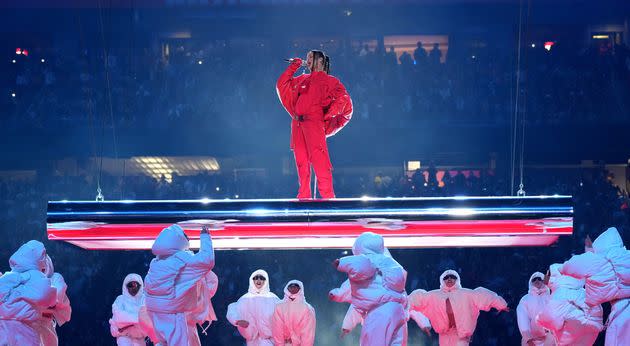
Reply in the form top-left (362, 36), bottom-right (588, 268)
top-left (76, 9), bottom-right (105, 201)
top-left (510, 0), bottom-right (525, 196)
top-left (95, 0), bottom-right (121, 201)
top-left (517, 0), bottom-right (532, 197)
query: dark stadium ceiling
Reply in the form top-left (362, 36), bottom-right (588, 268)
top-left (0, 0), bottom-right (626, 40)
top-left (1, 0), bottom-right (626, 7)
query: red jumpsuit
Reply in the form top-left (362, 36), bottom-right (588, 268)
top-left (276, 59), bottom-right (353, 199)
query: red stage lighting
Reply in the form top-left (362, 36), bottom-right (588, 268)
top-left (48, 196), bottom-right (573, 250)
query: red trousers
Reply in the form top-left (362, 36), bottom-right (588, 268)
top-left (291, 118), bottom-right (334, 199)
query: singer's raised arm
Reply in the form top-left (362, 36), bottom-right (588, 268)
top-left (276, 58), bottom-right (305, 117)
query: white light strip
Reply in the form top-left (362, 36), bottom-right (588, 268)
top-left (51, 195), bottom-right (572, 204)
top-left (66, 235), bottom-right (560, 250)
top-left (49, 207), bottom-right (571, 218)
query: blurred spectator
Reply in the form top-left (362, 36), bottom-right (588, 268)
top-left (429, 43), bottom-right (442, 65)
top-left (413, 41), bottom-right (427, 65)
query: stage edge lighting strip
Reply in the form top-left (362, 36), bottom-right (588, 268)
top-left (65, 235), bottom-right (561, 250)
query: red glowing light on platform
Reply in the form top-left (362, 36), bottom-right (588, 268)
top-left (48, 218), bottom-right (571, 250)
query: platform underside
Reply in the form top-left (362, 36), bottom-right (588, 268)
top-left (47, 196), bottom-right (573, 250)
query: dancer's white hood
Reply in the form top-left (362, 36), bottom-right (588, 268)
top-left (122, 273), bottom-right (144, 303)
top-left (9, 240), bottom-right (47, 273)
top-left (246, 269), bottom-right (274, 297)
top-left (592, 227), bottom-right (625, 254)
top-left (151, 224), bottom-right (189, 258)
top-left (440, 269), bottom-right (462, 292)
top-left (282, 279), bottom-right (306, 302)
top-left (527, 271), bottom-right (550, 296)
top-left (352, 232), bottom-right (385, 256)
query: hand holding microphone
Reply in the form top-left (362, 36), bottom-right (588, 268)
top-left (284, 57), bottom-right (306, 67)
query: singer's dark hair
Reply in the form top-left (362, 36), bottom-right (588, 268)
top-left (309, 50), bottom-right (330, 73)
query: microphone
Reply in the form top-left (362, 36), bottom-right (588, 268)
top-left (284, 58), bottom-right (306, 67)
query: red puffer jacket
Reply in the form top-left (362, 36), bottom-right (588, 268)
top-left (276, 59), bottom-right (353, 137)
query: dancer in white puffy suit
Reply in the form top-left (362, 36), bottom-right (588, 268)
top-left (0, 240), bottom-right (57, 346)
top-left (329, 284), bottom-right (432, 344)
top-left (272, 280), bottom-right (316, 346)
top-left (227, 269), bottom-right (280, 345)
top-left (516, 272), bottom-right (554, 346)
top-left (187, 269), bottom-right (219, 345)
top-left (134, 270), bottom-right (218, 346)
top-left (332, 232), bottom-right (408, 346)
top-left (110, 274), bottom-right (149, 346)
top-left (329, 279), bottom-right (364, 335)
top-left (560, 227), bottom-right (630, 346)
top-left (536, 263), bottom-right (603, 346)
top-left (409, 270), bottom-right (509, 346)
top-left (32, 254), bottom-right (72, 346)
top-left (329, 234), bottom-right (431, 345)
top-left (144, 224), bottom-right (215, 346)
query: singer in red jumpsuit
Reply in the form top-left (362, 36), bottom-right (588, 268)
top-left (276, 50), bottom-right (353, 199)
